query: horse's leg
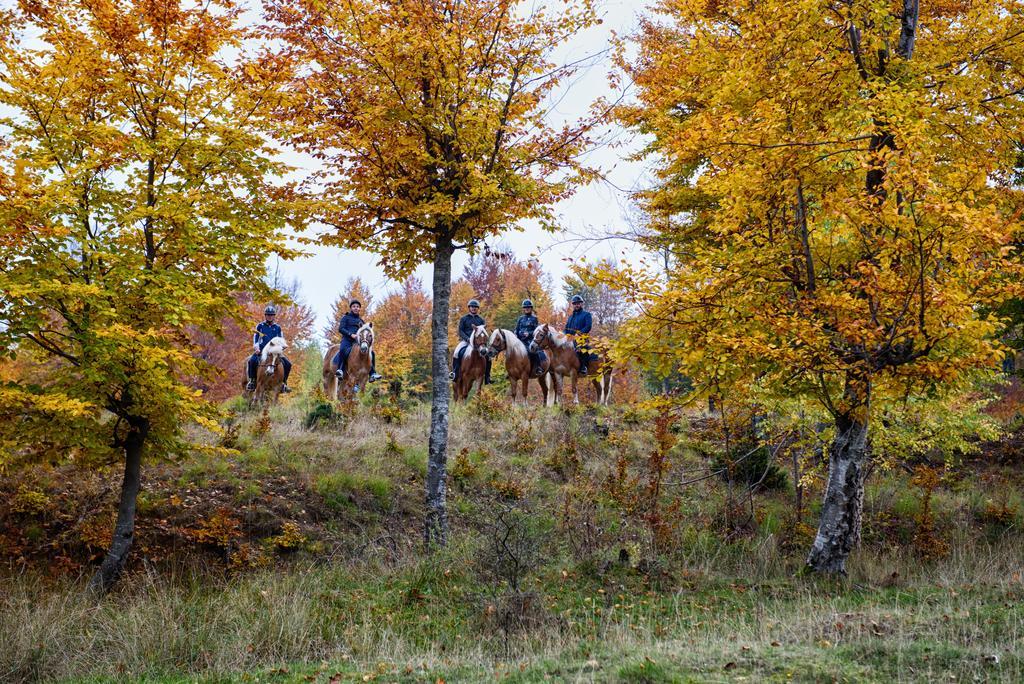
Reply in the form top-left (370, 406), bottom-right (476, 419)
top-left (572, 372), bottom-right (580, 405)
top-left (548, 372), bottom-right (559, 407)
top-left (538, 374), bottom-right (547, 406)
top-left (520, 377), bottom-right (528, 404)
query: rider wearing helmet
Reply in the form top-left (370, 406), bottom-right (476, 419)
top-left (564, 294), bottom-right (593, 375)
top-left (333, 299), bottom-right (383, 383)
top-left (450, 298), bottom-right (491, 384)
top-left (514, 299), bottom-right (546, 377)
top-left (247, 305), bottom-right (292, 393)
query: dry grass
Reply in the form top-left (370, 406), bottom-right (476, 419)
top-left (3, 394), bottom-right (1024, 682)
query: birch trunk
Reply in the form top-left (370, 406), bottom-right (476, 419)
top-left (425, 234), bottom-right (454, 548)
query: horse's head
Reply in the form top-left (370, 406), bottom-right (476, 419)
top-left (471, 324), bottom-right (489, 354)
top-left (262, 336), bottom-right (288, 373)
top-left (530, 324), bottom-right (549, 354)
top-left (356, 322), bottom-right (374, 354)
top-left (487, 329), bottom-right (506, 358)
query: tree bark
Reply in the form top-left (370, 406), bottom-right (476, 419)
top-left (805, 408), bottom-right (869, 574)
top-left (425, 233), bottom-right (454, 548)
top-left (88, 417), bottom-right (149, 594)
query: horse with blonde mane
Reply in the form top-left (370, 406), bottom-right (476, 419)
top-left (452, 324), bottom-right (489, 402)
top-left (530, 323), bottom-right (612, 406)
top-left (488, 328), bottom-right (549, 404)
top-left (250, 336), bottom-right (288, 406)
top-left (323, 323), bottom-right (374, 400)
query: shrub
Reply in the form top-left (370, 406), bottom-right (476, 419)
top-left (303, 400), bottom-right (338, 430)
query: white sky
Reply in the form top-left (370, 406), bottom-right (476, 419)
top-left (273, 0), bottom-right (657, 330)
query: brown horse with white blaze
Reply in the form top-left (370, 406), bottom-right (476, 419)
top-left (323, 322), bottom-right (374, 400)
top-left (250, 336), bottom-right (288, 406)
top-left (453, 324), bottom-right (489, 401)
top-left (488, 328), bottom-right (549, 404)
top-left (531, 323), bottom-right (612, 406)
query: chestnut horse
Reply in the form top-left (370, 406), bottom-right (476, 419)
top-left (323, 323), bottom-right (374, 400)
top-left (453, 324), bottom-right (489, 401)
top-left (250, 336), bottom-right (287, 406)
top-left (488, 328), bottom-right (549, 404)
top-left (530, 323), bottom-right (612, 406)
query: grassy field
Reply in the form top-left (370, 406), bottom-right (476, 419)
top-left (2, 388), bottom-right (1023, 683)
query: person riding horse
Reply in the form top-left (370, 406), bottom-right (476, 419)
top-left (514, 299), bottom-right (546, 377)
top-left (564, 294), bottom-right (593, 375)
top-left (333, 299), bottom-right (383, 382)
top-left (247, 305), bottom-right (292, 393)
top-left (450, 299), bottom-right (492, 384)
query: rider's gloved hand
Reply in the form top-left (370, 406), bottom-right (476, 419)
top-left (253, 343), bottom-right (260, 353)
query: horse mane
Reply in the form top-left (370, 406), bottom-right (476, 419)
top-left (541, 325), bottom-right (574, 350)
top-left (262, 336), bottom-right (288, 360)
top-left (492, 329), bottom-right (527, 361)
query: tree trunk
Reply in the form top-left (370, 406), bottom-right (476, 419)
top-left (425, 234), bottom-right (454, 548)
top-left (89, 417), bottom-right (149, 594)
top-left (805, 411), bottom-right (869, 574)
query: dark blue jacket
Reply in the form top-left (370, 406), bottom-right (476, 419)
top-left (253, 321), bottom-right (283, 351)
top-left (458, 313), bottom-right (485, 342)
top-left (514, 313), bottom-right (539, 343)
top-left (338, 312), bottom-right (365, 342)
top-left (564, 310), bottom-right (593, 337)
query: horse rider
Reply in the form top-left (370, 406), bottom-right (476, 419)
top-left (333, 299), bottom-right (383, 382)
top-left (450, 298), bottom-right (492, 384)
top-left (247, 305), bottom-right (292, 393)
top-left (514, 299), bottom-right (546, 377)
top-left (564, 294), bottom-right (593, 376)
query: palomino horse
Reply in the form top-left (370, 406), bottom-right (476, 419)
top-left (530, 323), bottom-right (612, 406)
top-left (323, 323), bottom-right (374, 400)
top-left (488, 329), bottom-right (549, 404)
top-left (452, 324), bottom-right (489, 402)
top-left (251, 336), bottom-right (288, 406)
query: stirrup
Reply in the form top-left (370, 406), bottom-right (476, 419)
top-left (335, 369), bottom-right (344, 379)
top-left (369, 372), bottom-right (383, 382)
top-left (449, 371), bottom-right (456, 380)
top-left (246, 380), bottom-right (255, 391)
top-left (579, 367), bottom-right (588, 376)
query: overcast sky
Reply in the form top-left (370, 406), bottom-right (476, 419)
top-left (273, 0), bottom-right (657, 330)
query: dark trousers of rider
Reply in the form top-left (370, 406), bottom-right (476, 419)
top-left (333, 340), bottom-right (377, 376)
top-left (248, 353), bottom-right (292, 382)
top-left (527, 350), bottom-right (547, 374)
top-left (453, 346), bottom-right (492, 382)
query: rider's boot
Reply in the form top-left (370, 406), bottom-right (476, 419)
top-left (335, 368), bottom-right (344, 380)
top-left (280, 384), bottom-right (292, 393)
top-left (246, 379), bottom-right (255, 391)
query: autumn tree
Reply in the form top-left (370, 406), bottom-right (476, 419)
top-left (607, 0), bottom-right (1024, 572)
top-left (0, 0), bottom-right (296, 592)
top-left (374, 277), bottom-right (434, 396)
top-left (462, 248), bottom-right (554, 331)
top-left (268, 0), bottom-right (598, 545)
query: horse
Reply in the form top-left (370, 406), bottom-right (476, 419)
top-left (530, 323), bottom-right (612, 406)
top-left (251, 336), bottom-right (288, 406)
top-left (488, 328), bottom-right (549, 404)
top-left (323, 322), bottom-right (374, 400)
top-left (452, 324), bottom-right (489, 402)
